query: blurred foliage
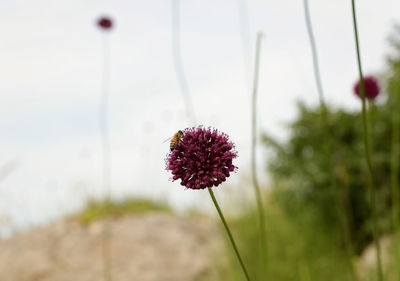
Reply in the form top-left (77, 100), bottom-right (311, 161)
top-left (74, 198), bottom-right (171, 224)
top-left (214, 193), bottom-right (349, 281)
top-left (261, 25), bottom-right (400, 254)
top-left (263, 103), bottom-right (383, 253)
top-left (213, 195), bottom-right (400, 281)
top-left (205, 25), bottom-right (400, 281)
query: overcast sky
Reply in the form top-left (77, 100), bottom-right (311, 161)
top-left (0, 0), bottom-right (399, 235)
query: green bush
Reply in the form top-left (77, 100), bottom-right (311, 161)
top-left (263, 101), bottom-right (396, 253)
top-left (216, 192), bottom-right (349, 281)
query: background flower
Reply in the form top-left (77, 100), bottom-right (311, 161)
top-left (97, 16), bottom-right (113, 30)
top-left (353, 76), bottom-right (380, 100)
top-left (166, 127), bottom-right (237, 190)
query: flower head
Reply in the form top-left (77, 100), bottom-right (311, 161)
top-left (353, 76), bottom-right (380, 100)
top-left (97, 16), bottom-right (113, 30)
top-left (166, 126), bottom-right (238, 190)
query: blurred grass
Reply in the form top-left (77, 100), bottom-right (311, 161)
top-left (70, 193), bottom-right (399, 281)
top-left (206, 188), bottom-right (400, 281)
top-left (74, 198), bottom-right (171, 224)
top-left (211, 188), bottom-right (351, 281)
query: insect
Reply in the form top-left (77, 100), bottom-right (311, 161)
top-left (164, 130), bottom-right (184, 151)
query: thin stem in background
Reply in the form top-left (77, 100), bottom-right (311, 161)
top-left (367, 101), bottom-right (375, 149)
top-left (337, 168), bottom-right (358, 281)
top-left (391, 109), bottom-right (400, 227)
top-left (0, 160), bottom-right (19, 238)
top-left (251, 31), bottom-right (268, 277)
top-left (100, 33), bottom-right (112, 202)
top-left (391, 87), bottom-right (400, 278)
top-left (171, 0), bottom-right (196, 126)
top-left (351, 1), bottom-right (383, 280)
top-left (100, 32), bottom-right (113, 281)
top-left (391, 94), bottom-right (399, 232)
top-left (237, 0), bottom-right (251, 95)
top-left (303, 1), bottom-right (357, 280)
top-left (208, 188), bottom-right (252, 281)
top-left (303, 0), bottom-right (326, 109)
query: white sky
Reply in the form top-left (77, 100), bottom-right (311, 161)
top-left (0, 0), bottom-right (399, 235)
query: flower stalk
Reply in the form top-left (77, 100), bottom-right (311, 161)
top-left (208, 188), bottom-right (251, 281)
top-left (390, 84), bottom-right (400, 280)
top-left (351, 1), bottom-right (383, 280)
top-left (392, 106), bottom-right (400, 230)
top-left (303, 1), bottom-right (357, 279)
top-left (166, 127), bottom-right (249, 279)
top-left (171, 0), bottom-right (196, 125)
top-left (251, 31), bottom-right (268, 276)
top-left (303, 0), bottom-right (325, 109)
top-left (97, 16), bottom-right (114, 281)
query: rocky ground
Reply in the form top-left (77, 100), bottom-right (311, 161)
top-left (0, 213), bottom-right (221, 281)
top-left (1, 210), bottom-right (391, 281)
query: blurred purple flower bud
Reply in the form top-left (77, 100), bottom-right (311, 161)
top-left (353, 76), bottom-right (380, 101)
top-left (97, 16), bottom-right (113, 30)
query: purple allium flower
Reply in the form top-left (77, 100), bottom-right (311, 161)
top-left (353, 76), bottom-right (380, 100)
top-left (166, 126), bottom-right (238, 190)
top-left (97, 16), bottom-right (113, 30)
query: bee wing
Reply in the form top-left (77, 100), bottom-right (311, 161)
top-left (162, 136), bottom-right (173, 143)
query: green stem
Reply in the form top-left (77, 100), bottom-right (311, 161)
top-left (251, 31), bottom-right (268, 277)
top-left (304, 1), bottom-right (356, 279)
top-left (237, 0), bottom-right (251, 94)
top-left (368, 101), bottom-right (374, 150)
top-left (337, 173), bottom-right (358, 281)
top-left (208, 188), bottom-right (252, 281)
top-left (391, 101), bottom-right (400, 232)
top-left (171, 0), bottom-right (196, 125)
top-left (303, 0), bottom-right (325, 108)
top-left (100, 32), bottom-right (113, 281)
top-left (391, 94), bottom-right (400, 279)
top-left (351, 1), bottom-right (383, 280)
